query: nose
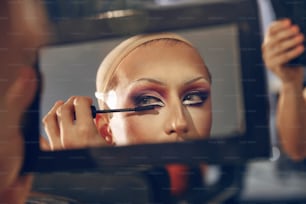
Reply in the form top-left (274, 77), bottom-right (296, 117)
top-left (165, 104), bottom-right (189, 137)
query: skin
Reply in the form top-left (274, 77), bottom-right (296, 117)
top-left (262, 18), bottom-right (306, 161)
top-left (106, 40), bottom-right (212, 196)
top-left (42, 97), bottom-right (107, 150)
top-left (0, 1), bottom-right (50, 203)
top-left (45, 40), bottom-right (212, 149)
top-left (98, 40), bottom-right (212, 145)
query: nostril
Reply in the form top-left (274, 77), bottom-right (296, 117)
top-left (176, 122), bottom-right (189, 134)
top-left (166, 128), bottom-right (175, 135)
top-left (182, 126), bottom-right (188, 133)
top-left (166, 123), bottom-right (189, 136)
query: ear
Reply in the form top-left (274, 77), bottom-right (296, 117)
top-left (95, 114), bottom-right (114, 145)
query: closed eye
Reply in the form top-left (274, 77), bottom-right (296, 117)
top-left (182, 91), bottom-right (209, 106)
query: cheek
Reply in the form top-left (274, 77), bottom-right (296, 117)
top-left (189, 100), bottom-right (212, 138)
top-left (111, 114), bottom-right (164, 145)
top-left (125, 118), bottom-right (150, 144)
top-left (125, 115), bottom-right (166, 144)
top-left (126, 115), bottom-right (161, 144)
top-left (109, 115), bottom-right (128, 145)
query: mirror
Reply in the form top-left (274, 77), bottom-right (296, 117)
top-left (32, 164), bottom-right (237, 203)
top-left (21, 0), bottom-right (270, 174)
top-left (39, 24), bottom-right (244, 142)
top-left (9, 1), bottom-right (276, 203)
top-left (23, 1), bottom-right (270, 202)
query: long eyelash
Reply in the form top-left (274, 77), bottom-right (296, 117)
top-left (197, 91), bottom-right (209, 100)
top-left (133, 95), bottom-right (146, 105)
top-left (132, 95), bottom-right (159, 106)
top-left (187, 91), bottom-right (209, 99)
top-left (184, 91), bottom-right (209, 106)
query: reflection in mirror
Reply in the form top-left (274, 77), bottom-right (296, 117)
top-left (39, 24), bottom-right (245, 151)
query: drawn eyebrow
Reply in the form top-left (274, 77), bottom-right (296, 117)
top-left (129, 76), bottom-right (210, 88)
top-left (184, 76), bottom-right (210, 85)
top-left (130, 78), bottom-right (166, 86)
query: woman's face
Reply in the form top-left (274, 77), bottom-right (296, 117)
top-left (106, 41), bottom-right (212, 145)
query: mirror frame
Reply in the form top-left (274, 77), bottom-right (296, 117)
top-left (21, 0), bottom-right (270, 173)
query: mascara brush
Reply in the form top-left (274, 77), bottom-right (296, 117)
top-left (90, 105), bottom-right (156, 118)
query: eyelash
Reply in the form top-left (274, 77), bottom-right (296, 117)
top-left (133, 91), bottom-right (209, 107)
top-left (182, 91), bottom-right (209, 106)
top-left (133, 95), bottom-right (164, 107)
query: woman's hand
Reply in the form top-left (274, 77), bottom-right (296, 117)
top-left (42, 96), bottom-right (108, 150)
top-left (262, 18), bottom-right (305, 86)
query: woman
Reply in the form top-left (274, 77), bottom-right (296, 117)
top-left (43, 33), bottom-right (212, 198)
top-left (43, 33), bottom-right (212, 149)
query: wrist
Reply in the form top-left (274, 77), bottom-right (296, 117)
top-left (281, 82), bottom-right (304, 96)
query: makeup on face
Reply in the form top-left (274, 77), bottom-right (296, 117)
top-left (125, 76), bottom-right (211, 110)
top-left (99, 40), bottom-right (212, 144)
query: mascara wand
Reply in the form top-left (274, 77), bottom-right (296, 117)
top-left (90, 105), bottom-right (156, 118)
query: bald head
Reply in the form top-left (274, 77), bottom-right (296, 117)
top-left (96, 33), bottom-right (195, 94)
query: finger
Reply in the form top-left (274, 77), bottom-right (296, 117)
top-left (270, 25), bottom-right (302, 49)
top-left (43, 100), bottom-right (64, 150)
top-left (56, 97), bottom-right (78, 148)
top-left (73, 96), bottom-right (108, 147)
top-left (264, 19), bottom-right (295, 52)
top-left (268, 45), bottom-right (304, 69)
top-left (57, 96), bottom-right (76, 132)
top-left (74, 96), bottom-right (109, 148)
top-left (265, 25), bottom-right (299, 51)
top-left (56, 96), bottom-right (90, 149)
top-left (73, 96), bottom-right (93, 126)
top-left (266, 33), bottom-right (304, 60)
top-left (39, 136), bottom-right (51, 151)
top-left (267, 18), bottom-right (291, 37)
